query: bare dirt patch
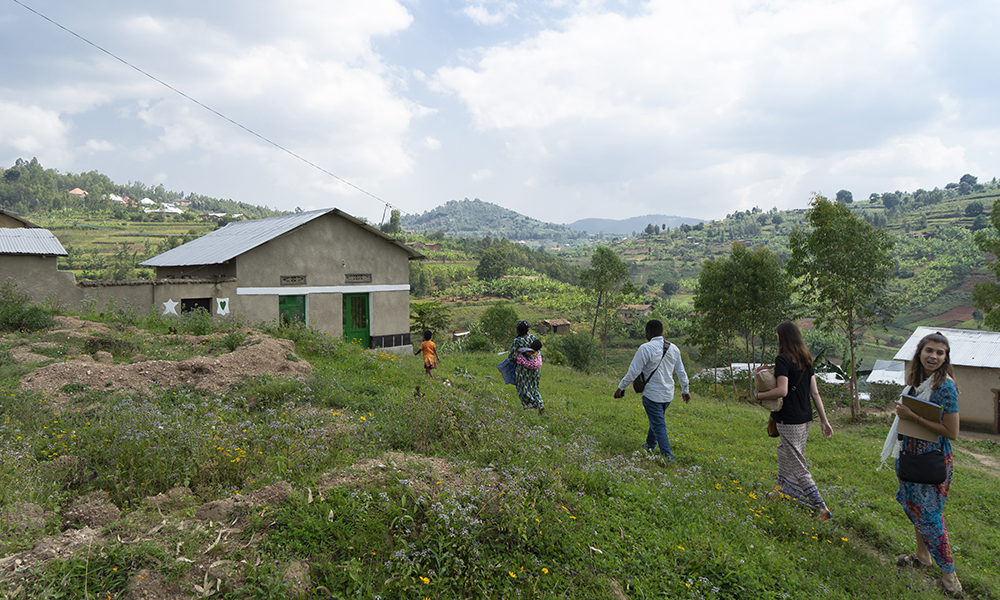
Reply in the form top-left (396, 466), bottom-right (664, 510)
top-left (934, 305), bottom-right (975, 328)
top-left (19, 325), bottom-right (311, 400)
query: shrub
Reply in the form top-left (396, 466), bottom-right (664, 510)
top-left (479, 301), bottom-right (518, 347)
top-left (869, 382), bottom-right (903, 407)
top-left (460, 324), bottom-right (493, 353)
top-left (179, 307), bottom-right (213, 335)
top-left (0, 278), bottom-right (54, 332)
top-left (83, 332), bottom-right (141, 359)
top-left (550, 333), bottom-right (599, 372)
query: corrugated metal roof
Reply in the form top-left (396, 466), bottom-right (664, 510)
top-left (0, 228), bottom-right (68, 256)
top-left (141, 208), bottom-right (422, 267)
top-left (867, 359), bottom-right (906, 385)
top-left (893, 326), bottom-right (1000, 368)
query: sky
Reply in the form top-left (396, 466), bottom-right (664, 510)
top-left (2, 0), bottom-right (1000, 226)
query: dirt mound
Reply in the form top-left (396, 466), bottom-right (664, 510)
top-left (20, 334), bottom-right (311, 399)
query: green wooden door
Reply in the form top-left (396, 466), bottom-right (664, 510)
top-left (278, 295), bottom-right (306, 326)
top-left (343, 293), bottom-right (370, 348)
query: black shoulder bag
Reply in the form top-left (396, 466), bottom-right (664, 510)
top-left (633, 341), bottom-right (670, 394)
top-left (896, 387), bottom-right (947, 485)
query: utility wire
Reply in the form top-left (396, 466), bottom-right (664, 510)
top-left (9, 0), bottom-right (404, 222)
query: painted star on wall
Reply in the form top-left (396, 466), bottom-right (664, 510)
top-left (162, 298), bottom-right (179, 315)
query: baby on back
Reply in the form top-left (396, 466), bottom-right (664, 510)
top-left (515, 339), bottom-right (543, 370)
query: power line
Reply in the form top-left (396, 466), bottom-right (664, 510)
top-left (9, 0), bottom-right (404, 222)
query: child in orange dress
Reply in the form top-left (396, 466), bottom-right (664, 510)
top-left (415, 330), bottom-right (441, 378)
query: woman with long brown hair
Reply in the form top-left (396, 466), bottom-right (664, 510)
top-left (893, 332), bottom-right (963, 597)
top-left (754, 321), bottom-right (834, 519)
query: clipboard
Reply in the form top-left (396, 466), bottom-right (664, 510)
top-left (897, 394), bottom-right (942, 442)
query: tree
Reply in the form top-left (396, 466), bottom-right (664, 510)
top-left (787, 195), bottom-right (898, 419)
top-left (881, 193), bottom-right (900, 211)
top-left (476, 248), bottom-right (509, 281)
top-left (479, 301), bottom-right (519, 348)
top-left (960, 173), bottom-right (978, 186)
top-left (965, 201), bottom-right (984, 217)
top-left (836, 189), bottom-right (853, 204)
top-left (410, 300), bottom-right (451, 336)
top-left (971, 198), bottom-right (1000, 330)
top-left (579, 246), bottom-right (629, 364)
top-left (660, 279), bottom-right (680, 297)
top-left (692, 244), bottom-right (794, 397)
top-left (380, 209), bottom-right (402, 234)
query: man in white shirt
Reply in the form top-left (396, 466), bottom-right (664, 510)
top-left (613, 319), bottom-right (690, 461)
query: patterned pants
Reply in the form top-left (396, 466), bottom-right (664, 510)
top-left (775, 422), bottom-right (826, 510)
top-left (896, 453), bottom-right (955, 573)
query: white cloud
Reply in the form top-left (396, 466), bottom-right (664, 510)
top-left (0, 101), bottom-right (72, 165)
top-left (423, 136), bottom-right (441, 149)
top-left (463, 1), bottom-right (518, 26)
top-left (471, 168), bottom-right (493, 181)
top-left (84, 139), bottom-right (115, 152)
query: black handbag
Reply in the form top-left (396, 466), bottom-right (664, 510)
top-left (897, 449), bottom-right (946, 485)
top-left (632, 341), bottom-right (670, 394)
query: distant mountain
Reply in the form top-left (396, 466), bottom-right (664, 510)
top-left (400, 198), bottom-right (589, 243)
top-left (565, 214), bottom-right (705, 235)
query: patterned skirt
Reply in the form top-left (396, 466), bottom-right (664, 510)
top-left (775, 422), bottom-right (826, 510)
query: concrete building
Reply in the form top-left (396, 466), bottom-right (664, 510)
top-left (1, 208), bottom-right (424, 354)
top-left (894, 327), bottom-right (1000, 434)
top-left (0, 209), bottom-right (38, 228)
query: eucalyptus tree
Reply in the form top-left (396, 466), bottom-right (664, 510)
top-left (787, 195), bottom-right (898, 419)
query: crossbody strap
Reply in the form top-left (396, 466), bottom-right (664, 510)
top-left (645, 340), bottom-right (671, 380)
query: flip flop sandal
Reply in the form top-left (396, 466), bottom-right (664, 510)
top-left (896, 554), bottom-right (931, 568)
top-left (935, 577), bottom-right (965, 599)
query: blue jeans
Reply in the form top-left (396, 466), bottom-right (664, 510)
top-left (642, 396), bottom-right (673, 460)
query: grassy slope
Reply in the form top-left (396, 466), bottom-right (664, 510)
top-left (2, 317), bottom-right (996, 598)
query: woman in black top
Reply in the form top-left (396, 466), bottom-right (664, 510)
top-left (755, 321), bottom-right (834, 519)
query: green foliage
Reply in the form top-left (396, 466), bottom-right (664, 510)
top-left (221, 329), bottom-right (249, 351)
top-left (692, 244), bottom-right (793, 370)
top-left (379, 208), bottom-right (402, 234)
top-left (972, 197), bottom-right (1000, 330)
top-left (400, 197), bottom-right (589, 248)
top-left (869, 382), bottom-right (903, 407)
top-left (82, 331), bottom-right (141, 359)
top-left (178, 306), bottom-right (214, 335)
top-left (458, 323), bottom-right (493, 353)
top-left (479, 301), bottom-right (519, 347)
top-left (579, 246), bottom-right (630, 349)
top-left (476, 247), bottom-right (510, 281)
top-left (410, 300), bottom-right (452, 335)
top-left (788, 195), bottom-right (898, 418)
top-left (548, 332), bottom-right (599, 372)
top-left (0, 278), bottom-right (54, 332)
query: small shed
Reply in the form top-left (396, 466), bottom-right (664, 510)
top-left (894, 327), bottom-right (1000, 434)
top-left (538, 318), bottom-right (571, 334)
